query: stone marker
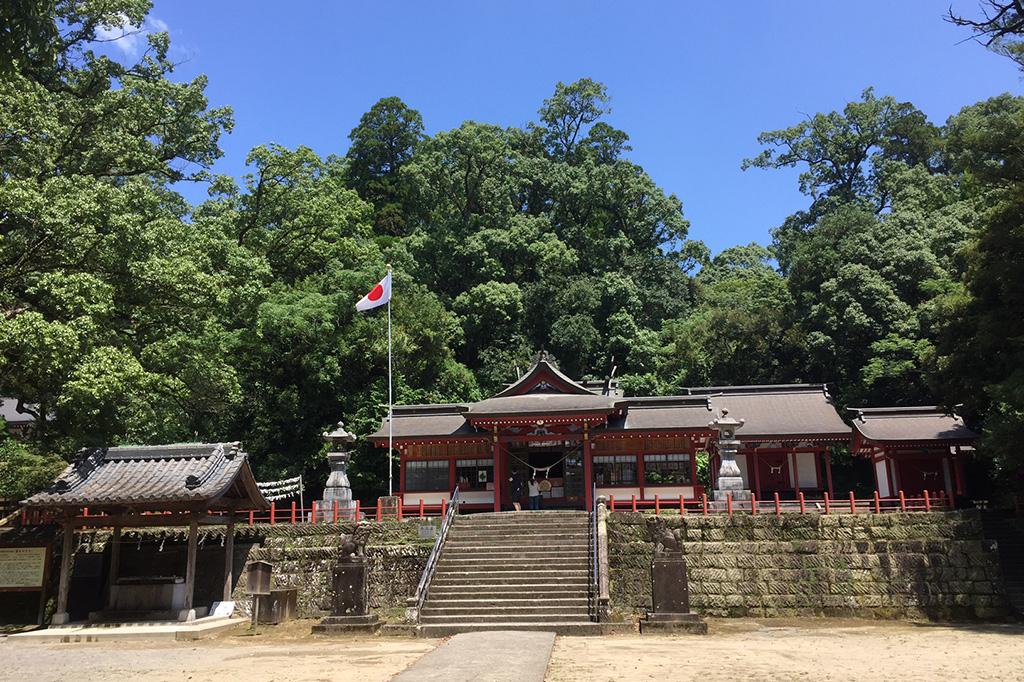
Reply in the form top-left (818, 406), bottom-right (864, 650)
top-left (312, 527), bottom-right (379, 634)
top-left (641, 517), bottom-right (707, 634)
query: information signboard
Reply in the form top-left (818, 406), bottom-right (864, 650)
top-left (0, 546), bottom-right (48, 591)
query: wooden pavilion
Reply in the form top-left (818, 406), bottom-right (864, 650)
top-left (22, 442), bottom-right (267, 624)
top-left (369, 357), bottom-right (851, 511)
top-left (850, 406), bottom-right (979, 500)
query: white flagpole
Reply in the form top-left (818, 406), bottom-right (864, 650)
top-left (387, 264), bottom-right (393, 497)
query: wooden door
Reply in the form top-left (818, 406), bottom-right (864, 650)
top-left (757, 453), bottom-right (790, 492)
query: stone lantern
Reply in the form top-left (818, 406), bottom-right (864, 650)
top-left (319, 422), bottom-right (358, 521)
top-left (709, 408), bottom-right (751, 502)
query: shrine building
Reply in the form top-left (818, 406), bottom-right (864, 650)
top-left (370, 358), bottom-right (854, 511)
top-left (851, 406), bottom-right (979, 501)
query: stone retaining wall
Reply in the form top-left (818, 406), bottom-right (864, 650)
top-left (21, 520), bottom-right (438, 622)
top-left (608, 510), bottom-right (1010, 620)
top-left (232, 520), bottom-right (437, 618)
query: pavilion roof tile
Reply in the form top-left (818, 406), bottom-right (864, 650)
top-left (23, 442), bottom-right (268, 511)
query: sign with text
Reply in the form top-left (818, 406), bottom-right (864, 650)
top-left (0, 546), bottom-right (48, 590)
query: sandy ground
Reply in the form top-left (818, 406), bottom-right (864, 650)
top-left (0, 620), bottom-right (438, 682)
top-left (548, 619), bottom-right (1024, 682)
top-left (1, 618), bottom-right (1023, 682)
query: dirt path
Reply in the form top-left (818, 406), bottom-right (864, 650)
top-left (547, 619), bottom-right (1024, 682)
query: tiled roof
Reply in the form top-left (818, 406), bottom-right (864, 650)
top-left (850, 406), bottom-right (978, 444)
top-left (468, 393), bottom-right (622, 417)
top-left (23, 442), bottom-right (268, 510)
top-left (688, 385), bottom-right (850, 440)
top-left (369, 404), bottom-right (479, 440)
top-left (605, 396), bottom-right (715, 431)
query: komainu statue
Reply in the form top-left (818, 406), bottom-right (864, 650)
top-left (646, 516), bottom-right (684, 556)
top-left (338, 523), bottom-right (371, 559)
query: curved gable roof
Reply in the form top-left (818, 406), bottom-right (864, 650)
top-left (491, 359), bottom-right (595, 397)
top-left (850, 406), bottom-right (978, 445)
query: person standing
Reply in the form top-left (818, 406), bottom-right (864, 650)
top-left (508, 471), bottom-right (525, 512)
top-left (527, 475), bottom-right (541, 511)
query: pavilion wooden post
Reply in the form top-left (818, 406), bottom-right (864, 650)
top-left (583, 423), bottom-right (593, 511)
top-left (106, 526), bottom-right (122, 609)
top-left (181, 513), bottom-right (199, 621)
top-left (52, 518), bottom-right (75, 625)
top-left (222, 514), bottom-right (236, 602)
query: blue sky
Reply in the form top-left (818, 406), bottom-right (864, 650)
top-left (136, 1), bottom-right (1020, 254)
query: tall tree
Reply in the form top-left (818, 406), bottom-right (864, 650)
top-left (743, 89), bottom-right (939, 270)
top-left (345, 96), bottom-right (424, 236)
top-left (0, 0), bottom-right (238, 448)
top-left (947, 1), bottom-right (1024, 71)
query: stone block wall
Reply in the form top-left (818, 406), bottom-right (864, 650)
top-left (232, 520), bottom-right (437, 618)
top-left (34, 520), bottom-right (437, 622)
top-left (608, 510), bottom-right (1010, 620)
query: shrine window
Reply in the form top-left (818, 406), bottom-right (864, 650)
top-left (644, 453), bottom-right (692, 485)
top-left (405, 460), bottom-right (450, 491)
top-left (593, 455), bottom-right (637, 486)
top-left (456, 458), bottom-right (493, 490)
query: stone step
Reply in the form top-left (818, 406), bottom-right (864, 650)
top-left (432, 575), bottom-right (590, 586)
top-left (417, 622), bottom-right (606, 637)
top-left (420, 612), bottom-right (590, 624)
top-left (460, 509), bottom-right (589, 516)
top-left (428, 586), bottom-right (589, 600)
top-left (434, 567), bottom-right (589, 578)
top-left (446, 535), bottom-right (589, 546)
top-left (422, 605), bottom-right (590, 617)
top-left (423, 597), bottom-right (589, 609)
top-left (438, 548), bottom-right (590, 558)
top-left (452, 523), bottom-right (588, 531)
top-left (438, 558), bottom-right (587, 569)
top-left (448, 530), bottom-right (589, 539)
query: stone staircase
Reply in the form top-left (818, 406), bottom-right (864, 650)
top-left (981, 512), bottom-right (1024, 617)
top-left (418, 510), bottom-right (602, 636)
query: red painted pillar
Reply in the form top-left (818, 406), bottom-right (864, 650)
top-left (953, 452), bottom-right (965, 498)
top-left (824, 448), bottom-right (835, 497)
top-left (583, 424), bottom-right (594, 511)
top-left (791, 451), bottom-right (800, 498)
top-left (751, 452), bottom-right (761, 500)
top-left (493, 428), bottom-right (502, 513)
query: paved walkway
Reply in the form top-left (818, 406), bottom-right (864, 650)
top-left (392, 631), bottom-right (556, 682)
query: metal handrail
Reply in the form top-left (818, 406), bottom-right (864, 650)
top-left (411, 486), bottom-right (460, 620)
top-left (589, 482), bottom-right (600, 622)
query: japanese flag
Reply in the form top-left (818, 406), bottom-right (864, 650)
top-left (356, 272), bottom-right (391, 311)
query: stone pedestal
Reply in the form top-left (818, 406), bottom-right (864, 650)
top-left (642, 555), bottom-right (707, 634)
top-left (311, 557), bottom-right (379, 634)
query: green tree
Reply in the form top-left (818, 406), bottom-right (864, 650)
top-left (345, 96), bottom-right (425, 235)
top-left (0, 0), bottom-right (238, 453)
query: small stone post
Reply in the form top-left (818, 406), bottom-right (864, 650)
top-left (710, 408), bottom-right (751, 502)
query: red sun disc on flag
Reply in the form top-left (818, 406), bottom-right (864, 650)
top-left (367, 283), bottom-right (384, 301)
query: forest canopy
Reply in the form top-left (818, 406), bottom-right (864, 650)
top-left (1, 0), bottom-right (1022, 502)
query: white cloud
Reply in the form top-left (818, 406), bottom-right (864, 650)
top-left (95, 14), bottom-right (169, 58)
